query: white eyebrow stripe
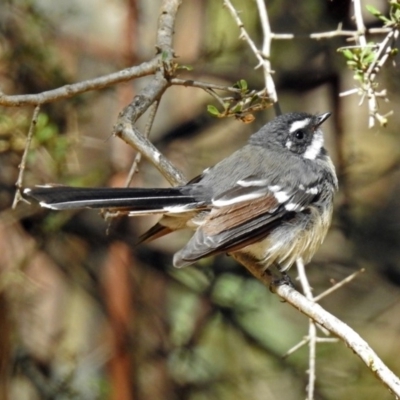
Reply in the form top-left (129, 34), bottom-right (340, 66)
top-left (289, 118), bottom-right (311, 133)
top-left (304, 130), bottom-right (324, 160)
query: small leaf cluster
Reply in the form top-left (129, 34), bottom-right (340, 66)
top-left (339, 44), bottom-right (377, 84)
top-left (207, 79), bottom-right (272, 123)
top-left (366, 1), bottom-right (400, 28)
top-left (339, 2), bottom-right (400, 84)
top-left (28, 113), bottom-right (74, 175)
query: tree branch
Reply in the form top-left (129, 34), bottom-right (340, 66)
top-left (232, 253), bottom-right (400, 398)
top-left (223, 0), bottom-right (278, 112)
top-left (0, 59), bottom-right (159, 106)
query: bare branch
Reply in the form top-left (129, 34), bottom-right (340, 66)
top-left (124, 100), bottom-right (160, 187)
top-left (231, 253), bottom-right (400, 397)
top-left (297, 258), bottom-right (317, 400)
top-left (353, 0), bottom-right (378, 128)
top-left (339, 0), bottom-right (399, 127)
top-left (12, 105), bottom-right (41, 208)
top-left (283, 337), bottom-right (309, 359)
top-left (112, 0), bottom-right (185, 187)
top-left (223, 0), bottom-right (278, 110)
top-left (367, 29), bottom-right (399, 81)
top-left (170, 78), bottom-right (242, 93)
top-left (353, 0), bottom-right (367, 47)
top-left (117, 124), bottom-right (186, 186)
top-left (314, 268), bottom-right (365, 302)
top-left (255, 0), bottom-right (279, 113)
top-left (114, 70), bottom-right (186, 186)
top-left (271, 26), bottom-right (392, 40)
top-left (0, 60), bottom-right (159, 107)
top-left (156, 0), bottom-right (183, 55)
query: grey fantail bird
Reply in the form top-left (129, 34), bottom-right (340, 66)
top-left (24, 112), bottom-right (338, 271)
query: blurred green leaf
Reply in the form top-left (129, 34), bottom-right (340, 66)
top-left (366, 4), bottom-right (383, 18)
top-left (233, 79), bottom-right (248, 92)
top-left (178, 64), bottom-right (193, 71)
top-left (342, 49), bottom-right (354, 60)
top-left (239, 79), bottom-right (248, 91)
top-left (207, 104), bottom-right (220, 117)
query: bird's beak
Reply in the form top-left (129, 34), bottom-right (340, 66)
top-left (315, 112), bottom-right (331, 128)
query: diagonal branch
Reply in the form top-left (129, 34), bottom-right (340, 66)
top-left (232, 252), bottom-right (400, 398)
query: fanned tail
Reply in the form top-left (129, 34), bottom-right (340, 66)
top-left (24, 186), bottom-right (200, 212)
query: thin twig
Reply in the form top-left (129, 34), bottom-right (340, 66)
top-left (114, 71), bottom-right (186, 186)
top-left (223, 0), bottom-right (278, 111)
top-left (204, 87), bottom-right (227, 108)
top-left (368, 30), bottom-right (399, 81)
top-left (125, 100), bottom-right (160, 187)
top-left (353, 0), bottom-right (367, 47)
top-left (12, 105), bottom-right (41, 208)
top-left (255, 0), bottom-right (279, 111)
top-left (271, 26), bottom-right (392, 40)
top-left (297, 258), bottom-right (316, 400)
top-left (283, 335), bottom-right (339, 359)
top-left (353, 0), bottom-right (376, 127)
top-left (314, 268), bottom-right (365, 302)
top-left (339, 88), bottom-right (360, 97)
top-left (283, 337), bottom-right (309, 359)
top-left (114, 0), bottom-right (185, 187)
top-left (170, 78), bottom-right (242, 93)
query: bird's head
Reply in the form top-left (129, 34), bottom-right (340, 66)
top-left (249, 112), bottom-right (332, 160)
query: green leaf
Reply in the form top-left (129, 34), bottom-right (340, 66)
top-left (363, 52), bottom-right (376, 64)
top-left (36, 113), bottom-right (49, 128)
top-left (366, 4), bottom-right (382, 18)
top-left (390, 0), bottom-right (400, 10)
top-left (248, 95), bottom-right (259, 106)
top-left (354, 72), bottom-right (363, 82)
top-left (233, 79), bottom-right (248, 91)
top-left (341, 49), bottom-right (354, 60)
top-left (239, 79), bottom-right (248, 91)
top-left (36, 126), bottom-right (56, 142)
top-left (232, 104), bottom-right (242, 113)
top-left (178, 64), bottom-right (193, 71)
top-left (207, 105), bottom-right (220, 117)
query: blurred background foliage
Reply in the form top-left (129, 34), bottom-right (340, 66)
top-left (1, 0), bottom-right (400, 399)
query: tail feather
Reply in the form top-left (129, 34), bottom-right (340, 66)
top-left (24, 186), bottom-right (200, 211)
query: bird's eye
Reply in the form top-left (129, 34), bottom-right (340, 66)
top-left (294, 129), bottom-right (305, 140)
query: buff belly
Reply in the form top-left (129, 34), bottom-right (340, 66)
top-left (238, 205), bottom-right (333, 271)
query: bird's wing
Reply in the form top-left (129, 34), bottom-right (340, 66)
top-left (173, 175), bottom-right (323, 267)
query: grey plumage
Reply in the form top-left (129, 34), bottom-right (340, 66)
top-left (24, 112), bottom-right (338, 271)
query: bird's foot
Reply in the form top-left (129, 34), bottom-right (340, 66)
top-left (263, 267), bottom-right (295, 293)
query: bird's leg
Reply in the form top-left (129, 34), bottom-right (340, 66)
top-left (263, 264), bottom-right (295, 292)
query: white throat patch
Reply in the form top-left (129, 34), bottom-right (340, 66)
top-left (304, 130), bottom-right (324, 160)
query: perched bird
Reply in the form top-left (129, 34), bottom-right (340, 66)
top-left (24, 112), bottom-right (338, 271)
